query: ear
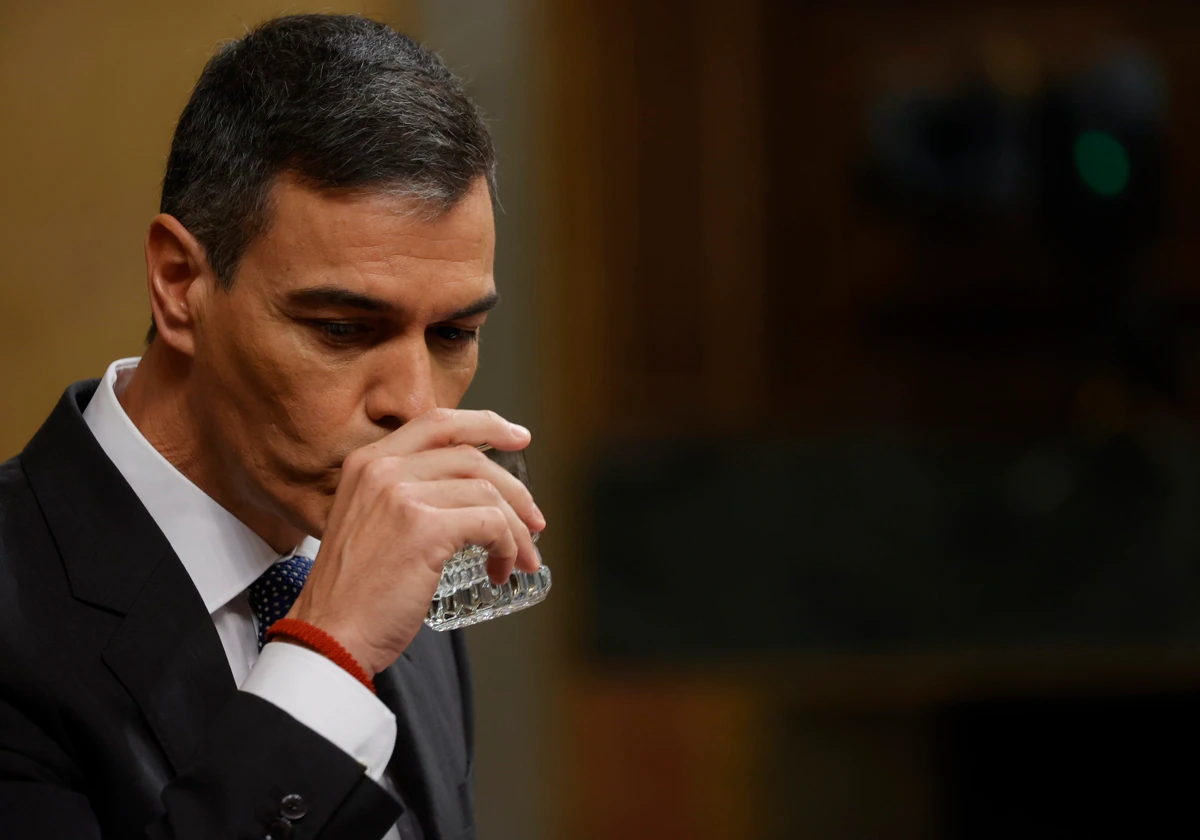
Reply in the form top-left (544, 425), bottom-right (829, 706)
top-left (144, 214), bottom-right (214, 357)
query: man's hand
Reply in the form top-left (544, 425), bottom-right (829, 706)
top-left (285, 408), bottom-right (544, 676)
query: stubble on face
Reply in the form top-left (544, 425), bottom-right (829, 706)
top-left (184, 175), bottom-right (497, 547)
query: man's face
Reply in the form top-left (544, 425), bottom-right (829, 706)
top-left (187, 175), bottom-right (496, 537)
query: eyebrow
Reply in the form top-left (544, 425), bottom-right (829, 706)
top-left (286, 286), bottom-right (391, 312)
top-left (285, 286), bottom-right (500, 320)
top-left (445, 290), bottom-right (501, 320)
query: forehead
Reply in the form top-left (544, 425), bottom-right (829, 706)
top-left (239, 175), bottom-right (496, 303)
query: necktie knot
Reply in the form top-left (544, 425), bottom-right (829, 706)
top-left (248, 554), bottom-right (314, 650)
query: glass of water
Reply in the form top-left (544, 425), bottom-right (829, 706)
top-left (425, 445), bottom-right (552, 630)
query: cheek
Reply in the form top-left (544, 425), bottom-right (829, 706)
top-left (435, 352), bottom-right (480, 408)
top-left (282, 378), bottom-right (366, 448)
top-left (258, 359), bottom-right (367, 447)
top-left (202, 324), bottom-right (355, 466)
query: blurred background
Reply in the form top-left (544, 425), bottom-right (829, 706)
top-left (4, 0), bottom-right (1200, 837)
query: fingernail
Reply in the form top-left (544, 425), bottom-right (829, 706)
top-left (509, 422), bottom-right (530, 438)
top-left (533, 504), bottom-right (546, 526)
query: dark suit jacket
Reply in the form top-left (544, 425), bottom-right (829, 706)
top-left (0, 381), bottom-right (477, 839)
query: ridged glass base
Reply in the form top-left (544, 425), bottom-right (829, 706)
top-left (426, 545), bottom-right (552, 631)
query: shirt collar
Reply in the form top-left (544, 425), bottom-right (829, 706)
top-left (83, 357), bottom-right (320, 615)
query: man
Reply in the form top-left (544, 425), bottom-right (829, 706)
top-left (0, 14), bottom-right (543, 840)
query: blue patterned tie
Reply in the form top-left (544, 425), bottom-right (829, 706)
top-left (248, 554), bottom-right (315, 651)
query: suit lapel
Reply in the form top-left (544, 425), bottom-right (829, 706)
top-left (101, 559), bottom-right (237, 772)
top-left (22, 381), bottom-right (236, 773)
top-left (24, 381), bottom-right (471, 831)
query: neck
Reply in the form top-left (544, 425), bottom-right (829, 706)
top-left (119, 341), bottom-right (305, 554)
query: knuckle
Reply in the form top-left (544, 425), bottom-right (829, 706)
top-left (455, 445), bottom-right (489, 472)
top-left (471, 477), bottom-right (496, 498)
top-left (360, 457), bottom-right (392, 489)
top-left (426, 407), bottom-right (456, 426)
top-left (484, 506), bottom-right (508, 529)
top-left (475, 510), bottom-right (497, 533)
top-left (342, 449), bottom-right (368, 475)
top-left (455, 443), bottom-right (483, 459)
top-left (385, 480), bottom-right (414, 503)
top-left (388, 485), bottom-right (422, 518)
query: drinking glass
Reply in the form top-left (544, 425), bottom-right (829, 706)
top-left (425, 445), bottom-right (552, 630)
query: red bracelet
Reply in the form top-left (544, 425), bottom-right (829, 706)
top-left (265, 618), bottom-right (376, 695)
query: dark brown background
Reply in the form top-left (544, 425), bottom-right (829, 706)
top-left (5, 1), bottom-right (1200, 837)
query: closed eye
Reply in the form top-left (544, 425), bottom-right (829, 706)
top-left (311, 321), bottom-right (374, 344)
top-left (433, 326), bottom-right (479, 344)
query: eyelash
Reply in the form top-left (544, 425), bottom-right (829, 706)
top-left (433, 326), bottom-right (479, 346)
top-left (314, 322), bottom-right (370, 342)
top-left (310, 322), bottom-right (478, 348)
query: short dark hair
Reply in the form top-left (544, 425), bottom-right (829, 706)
top-left (149, 13), bottom-right (495, 341)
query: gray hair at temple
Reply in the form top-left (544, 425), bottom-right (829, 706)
top-left (150, 13), bottom-right (496, 341)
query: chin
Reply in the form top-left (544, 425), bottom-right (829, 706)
top-left (298, 487), bottom-right (338, 539)
top-left (253, 478), bottom-right (328, 542)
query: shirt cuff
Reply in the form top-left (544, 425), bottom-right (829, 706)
top-left (241, 640), bottom-right (396, 781)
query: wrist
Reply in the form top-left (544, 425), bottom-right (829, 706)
top-left (285, 601), bottom-right (379, 675)
top-left (317, 624), bottom-right (389, 677)
top-left (265, 618), bottom-right (376, 693)
top-left (285, 600), bottom-right (399, 676)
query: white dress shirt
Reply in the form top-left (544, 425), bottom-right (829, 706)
top-left (84, 357), bottom-right (403, 839)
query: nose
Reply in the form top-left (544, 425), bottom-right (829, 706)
top-left (364, 336), bottom-right (439, 431)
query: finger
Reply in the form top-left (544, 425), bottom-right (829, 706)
top-left (337, 410), bottom-right (531, 507)
top-left (372, 408), bottom-right (532, 461)
top-left (403, 479), bottom-right (541, 573)
top-left (436, 505), bottom-right (520, 584)
top-left (398, 446), bottom-right (545, 534)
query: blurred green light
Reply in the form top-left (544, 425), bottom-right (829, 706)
top-left (1073, 130), bottom-right (1130, 197)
